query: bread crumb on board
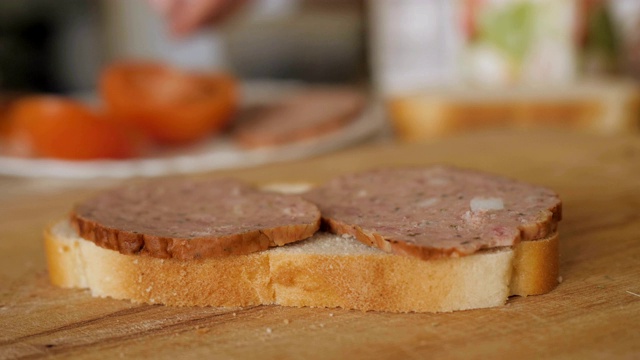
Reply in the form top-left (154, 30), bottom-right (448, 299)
top-left (266, 328), bottom-right (272, 334)
top-left (196, 327), bottom-right (211, 335)
top-left (626, 290), bottom-right (640, 298)
top-left (557, 276), bottom-right (563, 283)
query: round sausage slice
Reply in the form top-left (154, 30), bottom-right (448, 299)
top-left (71, 178), bottom-right (321, 260)
top-left (232, 88), bottom-right (365, 148)
top-left (303, 166), bottom-right (562, 260)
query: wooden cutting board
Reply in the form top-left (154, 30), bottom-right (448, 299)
top-left (1, 129), bottom-right (639, 359)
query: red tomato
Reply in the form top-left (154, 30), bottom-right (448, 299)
top-left (100, 62), bottom-right (238, 145)
top-left (3, 96), bottom-right (140, 160)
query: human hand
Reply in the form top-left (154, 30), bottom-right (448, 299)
top-left (149, 0), bottom-right (246, 36)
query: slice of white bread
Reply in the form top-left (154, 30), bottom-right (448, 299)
top-left (45, 219), bottom-right (558, 313)
top-left (389, 80), bottom-right (640, 141)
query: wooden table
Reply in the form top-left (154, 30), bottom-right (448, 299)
top-left (1, 129), bottom-right (639, 359)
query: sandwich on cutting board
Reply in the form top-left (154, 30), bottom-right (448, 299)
top-left (46, 166), bottom-right (561, 313)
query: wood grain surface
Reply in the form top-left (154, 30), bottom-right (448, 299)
top-left (1, 129), bottom-right (639, 359)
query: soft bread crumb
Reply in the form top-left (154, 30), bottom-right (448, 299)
top-left (271, 232), bottom-right (381, 255)
top-left (626, 291), bottom-right (640, 298)
top-left (261, 183), bottom-right (314, 194)
top-left (265, 328), bottom-right (272, 334)
top-left (196, 327), bottom-right (211, 334)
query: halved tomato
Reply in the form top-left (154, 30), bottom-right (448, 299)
top-left (2, 96), bottom-right (140, 160)
top-left (100, 62), bottom-right (238, 144)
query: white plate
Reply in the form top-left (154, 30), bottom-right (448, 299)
top-left (0, 82), bottom-right (385, 179)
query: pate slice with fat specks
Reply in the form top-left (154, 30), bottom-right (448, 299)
top-left (71, 178), bottom-right (321, 260)
top-left (303, 166), bottom-right (561, 260)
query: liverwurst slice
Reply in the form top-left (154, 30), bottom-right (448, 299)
top-left (303, 166), bottom-right (562, 260)
top-left (71, 178), bottom-right (321, 260)
top-left (232, 88), bottom-right (365, 148)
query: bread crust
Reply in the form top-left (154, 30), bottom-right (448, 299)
top-left (510, 234), bottom-right (560, 296)
top-left (389, 96), bottom-right (602, 141)
top-left (388, 81), bottom-right (640, 140)
top-left (45, 221), bottom-right (559, 312)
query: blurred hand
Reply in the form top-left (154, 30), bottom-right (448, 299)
top-left (149, 0), bottom-right (246, 36)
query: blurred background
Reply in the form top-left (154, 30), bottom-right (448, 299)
top-left (1, 0), bottom-right (638, 92)
top-left (0, 0), bottom-right (639, 176)
top-left (0, 0), bottom-right (369, 93)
